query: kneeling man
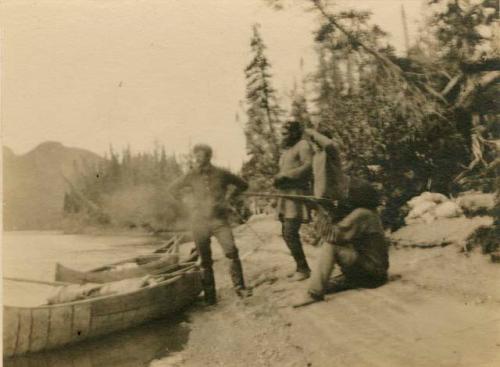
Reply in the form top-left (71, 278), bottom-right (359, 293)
top-left (294, 179), bottom-right (389, 307)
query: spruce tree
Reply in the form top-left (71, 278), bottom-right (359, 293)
top-left (242, 24), bottom-right (282, 190)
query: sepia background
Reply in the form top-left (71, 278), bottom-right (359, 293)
top-left (1, 0), bottom-right (499, 366)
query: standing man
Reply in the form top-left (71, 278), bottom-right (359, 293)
top-left (168, 144), bottom-right (251, 305)
top-left (274, 121), bottom-right (313, 281)
top-left (304, 127), bottom-right (349, 238)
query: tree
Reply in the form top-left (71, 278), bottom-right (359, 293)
top-left (63, 146), bottom-right (187, 232)
top-left (290, 83), bottom-right (312, 126)
top-left (242, 24), bottom-right (283, 191)
top-left (307, 1), bottom-right (473, 228)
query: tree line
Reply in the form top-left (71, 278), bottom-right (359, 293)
top-left (64, 0), bottom-right (498, 233)
top-left (62, 146), bottom-right (189, 232)
top-left (242, 0), bottom-right (499, 230)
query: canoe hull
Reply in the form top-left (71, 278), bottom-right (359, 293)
top-left (3, 269), bottom-right (202, 358)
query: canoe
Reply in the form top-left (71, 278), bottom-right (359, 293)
top-left (3, 266), bottom-right (202, 358)
top-left (55, 254), bottom-right (180, 284)
top-left (3, 316), bottom-right (187, 367)
top-left (55, 234), bottom-right (198, 284)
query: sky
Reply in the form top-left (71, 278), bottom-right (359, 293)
top-left (1, 0), bottom-right (425, 170)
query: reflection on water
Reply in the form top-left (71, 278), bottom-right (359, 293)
top-left (4, 315), bottom-right (191, 367)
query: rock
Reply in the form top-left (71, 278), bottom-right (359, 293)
top-left (407, 192), bottom-right (448, 209)
top-left (456, 192), bottom-right (496, 215)
top-left (421, 212), bottom-right (437, 224)
top-left (434, 201), bottom-right (463, 219)
top-left (407, 201), bottom-right (437, 219)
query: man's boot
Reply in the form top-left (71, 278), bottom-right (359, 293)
top-left (201, 268), bottom-right (216, 305)
top-left (229, 257), bottom-right (252, 298)
top-left (288, 247), bottom-right (311, 281)
top-left (283, 225), bottom-right (311, 280)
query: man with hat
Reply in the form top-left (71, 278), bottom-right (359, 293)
top-left (168, 144), bottom-right (251, 305)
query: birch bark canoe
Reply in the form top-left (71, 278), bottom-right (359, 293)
top-left (54, 234), bottom-right (198, 284)
top-left (3, 267), bottom-right (202, 358)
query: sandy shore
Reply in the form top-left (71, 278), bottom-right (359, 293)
top-left (146, 215), bottom-right (500, 367)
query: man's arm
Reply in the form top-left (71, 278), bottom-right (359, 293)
top-left (304, 128), bottom-right (341, 158)
top-left (332, 209), bottom-right (372, 245)
top-left (167, 173), bottom-right (190, 198)
top-left (225, 171), bottom-right (249, 197)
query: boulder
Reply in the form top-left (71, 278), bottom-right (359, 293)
top-left (456, 192), bottom-right (496, 215)
top-left (407, 192), bottom-right (448, 209)
top-left (407, 201), bottom-right (437, 219)
top-left (434, 201), bottom-right (463, 219)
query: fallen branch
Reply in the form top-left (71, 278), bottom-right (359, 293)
top-left (441, 73), bottom-right (463, 97)
top-left (455, 70), bottom-right (500, 109)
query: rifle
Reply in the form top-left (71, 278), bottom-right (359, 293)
top-left (243, 192), bottom-right (338, 208)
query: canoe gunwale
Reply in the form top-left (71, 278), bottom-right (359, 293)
top-left (55, 254), bottom-right (184, 284)
top-left (6, 270), bottom-right (192, 310)
top-left (4, 268), bottom-right (202, 357)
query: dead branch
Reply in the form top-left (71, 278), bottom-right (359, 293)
top-left (441, 73), bottom-right (463, 97)
top-left (310, 0), bottom-right (445, 114)
top-left (455, 70), bottom-right (500, 109)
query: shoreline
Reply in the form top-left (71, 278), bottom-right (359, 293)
top-left (150, 214), bottom-right (500, 367)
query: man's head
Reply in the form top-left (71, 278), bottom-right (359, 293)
top-left (192, 144), bottom-right (212, 169)
top-left (281, 120), bottom-right (304, 148)
top-left (347, 178), bottom-right (380, 210)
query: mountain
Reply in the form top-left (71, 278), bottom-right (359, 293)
top-left (3, 142), bottom-right (102, 230)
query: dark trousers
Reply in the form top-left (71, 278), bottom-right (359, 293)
top-left (309, 242), bottom-right (387, 297)
top-left (192, 218), bottom-right (245, 302)
top-left (281, 218), bottom-right (311, 274)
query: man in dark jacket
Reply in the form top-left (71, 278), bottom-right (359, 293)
top-left (168, 144), bottom-right (251, 305)
top-left (274, 121), bottom-right (313, 281)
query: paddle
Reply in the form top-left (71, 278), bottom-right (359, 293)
top-left (4, 276), bottom-right (72, 287)
top-left (153, 262), bottom-right (198, 280)
top-left (154, 234), bottom-right (182, 253)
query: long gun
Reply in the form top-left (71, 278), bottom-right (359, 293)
top-left (243, 192), bottom-right (338, 208)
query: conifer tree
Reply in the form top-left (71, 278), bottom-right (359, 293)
top-left (242, 24), bottom-right (282, 190)
top-left (290, 81), bottom-right (311, 126)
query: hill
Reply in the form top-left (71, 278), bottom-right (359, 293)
top-left (3, 142), bottom-right (102, 230)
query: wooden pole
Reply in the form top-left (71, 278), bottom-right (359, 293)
top-left (4, 277), bottom-right (72, 287)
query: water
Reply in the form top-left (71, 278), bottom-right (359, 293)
top-left (2, 231), bottom-right (193, 367)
